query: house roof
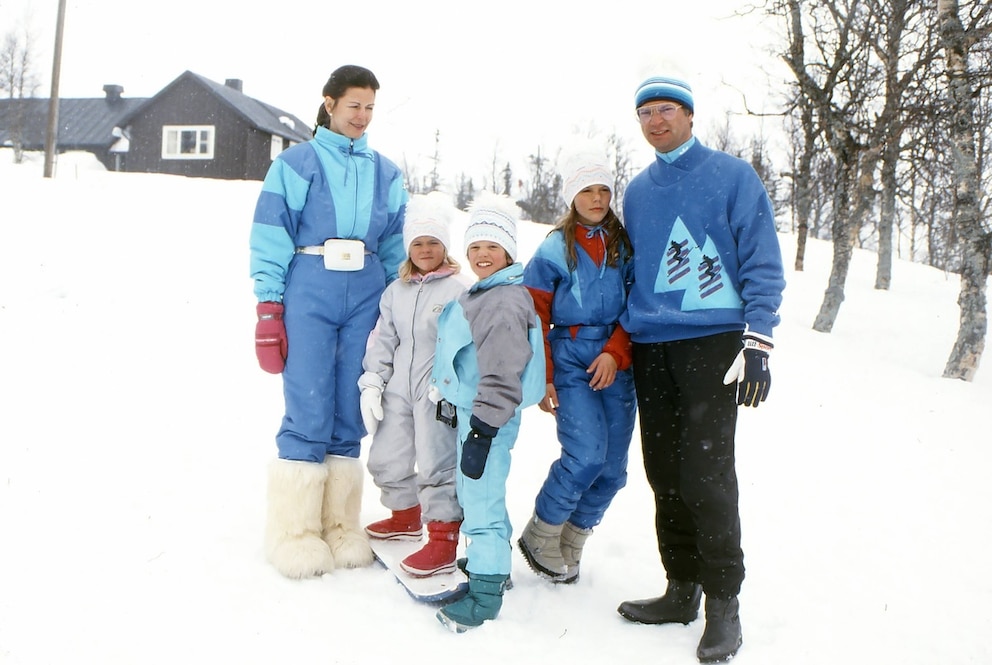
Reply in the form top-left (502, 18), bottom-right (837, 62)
top-left (0, 95), bottom-right (147, 150)
top-left (117, 71), bottom-right (313, 143)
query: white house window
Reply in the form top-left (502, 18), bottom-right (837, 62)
top-left (162, 126), bottom-right (215, 159)
top-left (270, 134), bottom-right (282, 161)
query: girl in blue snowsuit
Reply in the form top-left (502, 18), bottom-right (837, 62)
top-left (519, 153), bottom-right (636, 583)
top-left (249, 65), bottom-right (407, 579)
top-left (431, 193), bottom-right (545, 632)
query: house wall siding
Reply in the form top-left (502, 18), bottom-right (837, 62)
top-left (244, 128), bottom-right (276, 181)
top-left (125, 80), bottom-right (259, 180)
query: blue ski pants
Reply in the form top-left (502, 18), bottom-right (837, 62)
top-left (276, 255), bottom-right (385, 462)
top-left (534, 334), bottom-right (636, 529)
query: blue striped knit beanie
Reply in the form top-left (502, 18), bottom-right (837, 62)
top-left (634, 76), bottom-right (694, 113)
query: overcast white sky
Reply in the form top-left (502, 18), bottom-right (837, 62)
top-left (2, 0), bottom-right (788, 186)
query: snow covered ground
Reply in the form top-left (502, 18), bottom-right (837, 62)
top-left (1, 151), bottom-right (990, 664)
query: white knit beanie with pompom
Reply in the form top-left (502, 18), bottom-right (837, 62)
top-left (464, 192), bottom-right (522, 261)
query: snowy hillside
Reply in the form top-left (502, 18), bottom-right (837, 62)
top-left (0, 151), bottom-right (989, 665)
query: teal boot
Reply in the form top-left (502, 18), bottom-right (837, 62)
top-left (456, 558), bottom-right (513, 590)
top-left (436, 573), bottom-right (510, 632)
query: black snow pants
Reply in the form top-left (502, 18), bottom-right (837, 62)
top-left (631, 331), bottom-right (744, 599)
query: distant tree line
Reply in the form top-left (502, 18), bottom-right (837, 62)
top-left (401, 129), bottom-right (646, 227)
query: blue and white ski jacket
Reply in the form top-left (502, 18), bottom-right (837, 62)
top-left (249, 126), bottom-right (407, 302)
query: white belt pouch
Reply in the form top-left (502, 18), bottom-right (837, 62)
top-left (322, 239), bottom-right (366, 271)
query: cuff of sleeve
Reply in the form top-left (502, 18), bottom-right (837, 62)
top-left (743, 331), bottom-right (774, 351)
top-left (469, 414), bottom-right (499, 438)
top-left (358, 371), bottom-right (385, 391)
top-left (603, 325), bottom-right (633, 371)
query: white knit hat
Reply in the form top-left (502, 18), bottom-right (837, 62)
top-left (403, 191), bottom-right (452, 252)
top-left (559, 147), bottom-right (614, 207)
top-left (464, 192), bottom-right (521, 261)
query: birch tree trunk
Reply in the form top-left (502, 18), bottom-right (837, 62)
top-left (875, 139), bottom-right (898, 289)
top-left (793, 101), bottom-right (816, 272)
top-left (813, 152), bottom-right (858, 332)
top-left (937, 0), bottom-right (990, 381)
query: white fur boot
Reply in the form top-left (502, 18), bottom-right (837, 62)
top-left (322, 455), bottom-right (375, 568)
top-left (264, 459), bottom-right (336, 578)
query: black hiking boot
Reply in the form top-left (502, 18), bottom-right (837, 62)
top-left (696, 596), bottom-right (742, 663)
top-left (617, 579), bottom-right (703, 624)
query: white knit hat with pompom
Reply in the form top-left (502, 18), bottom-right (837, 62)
top-left (464, 192), bottom-right (522, 261)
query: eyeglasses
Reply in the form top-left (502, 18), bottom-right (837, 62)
top-left (636, 103), bottom-right (682, 123)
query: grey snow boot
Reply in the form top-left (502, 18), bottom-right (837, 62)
top-left (617, 579), bottom-right (703, 624)
top-left (696, 596), bottom-right (742, 663)
top-left (517, 514), bottom-right (567, 580)
top-left (559, 522), bottom-right (592, 584)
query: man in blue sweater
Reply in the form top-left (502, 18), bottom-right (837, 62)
top-left (616, 76), bottom-right (785, 664)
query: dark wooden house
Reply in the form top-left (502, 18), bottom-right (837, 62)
top-left (0, 71), bottom-right (313, 180)
top-left (117, 71), bottom-right (313, 180)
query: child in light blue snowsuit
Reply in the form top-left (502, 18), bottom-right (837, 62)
top-left (431, 193), bottom-right (545, 632)
top-left (250, 65), bottom-right (407, 579)
top-left (519, 151), bottom-right (636, 583)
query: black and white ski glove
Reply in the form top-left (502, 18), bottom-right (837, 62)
top-left (722, 331), bottom-right (774, 408)
top-left (461, 415), bottom-right (499, 480)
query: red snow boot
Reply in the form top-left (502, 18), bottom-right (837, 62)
top-left (364, 505), bottom-right (423, 541)
top-left (400, 521), bottom-right (461, 577)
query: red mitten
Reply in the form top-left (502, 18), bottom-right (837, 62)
top-left (255, 301), bottom-right (287, 374)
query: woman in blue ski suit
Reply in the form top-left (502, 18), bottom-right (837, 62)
top-left (519, 152), bottom-right (636, 583)
top-left (249, 65), bottom-right (407, 579)
top-left (431, 194), bottom-right (545, 632)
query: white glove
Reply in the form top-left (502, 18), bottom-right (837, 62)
top-left (360, 387), bottom-right (383, 436)
top-left (357, 371), bottom-right (385, 436)
top-left (428, 384), bottom-right (443, 404)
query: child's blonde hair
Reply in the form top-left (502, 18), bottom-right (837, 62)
top-left (398, 252), bottom-right (461, 282)
top-left (400, 192), bottom-right (459, 281)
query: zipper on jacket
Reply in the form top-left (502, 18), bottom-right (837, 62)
top-left (409, 281), bottom-right (425, 386)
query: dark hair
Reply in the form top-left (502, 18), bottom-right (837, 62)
top-left (322, 65), bottom-right (380, 99)
top-left (551, 205), bottom-right (632, 271)
top-left (313, 102), bottom-right (330, 137)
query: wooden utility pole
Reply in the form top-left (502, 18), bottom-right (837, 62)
top-left (43, 0), bottom-right (67, 178)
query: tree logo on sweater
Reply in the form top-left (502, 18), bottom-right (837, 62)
top-left (653, 217), bottom-right (743, 311)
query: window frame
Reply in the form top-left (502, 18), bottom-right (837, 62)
top-left (161, 125), bottom-right (215, 160)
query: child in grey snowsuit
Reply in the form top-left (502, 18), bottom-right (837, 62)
top-left (360, 193), bottom-right (470, 578)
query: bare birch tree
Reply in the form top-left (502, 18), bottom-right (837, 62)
top-left (779, 0), bottom-right (877, 332)
top-left (0, 25), bottom-right (40, 164)
top-left (777, 0), bottom-right (952, 330)
top-left (937, 0), bottom-right (992, 380)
